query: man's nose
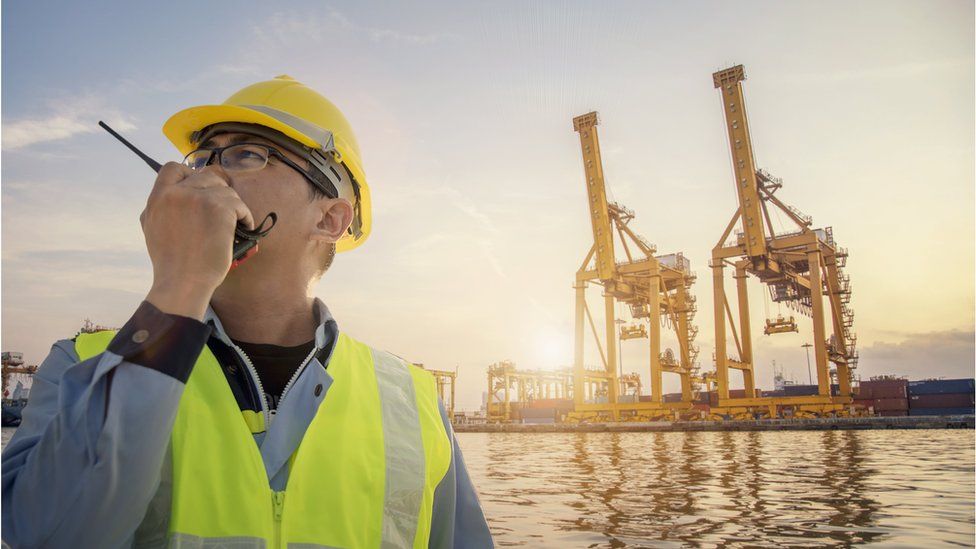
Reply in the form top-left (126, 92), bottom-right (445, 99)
top-left (201, 158), bottom-right (234, 185)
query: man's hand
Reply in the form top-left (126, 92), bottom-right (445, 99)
top-left (142, 162), bottom-right (255, 320)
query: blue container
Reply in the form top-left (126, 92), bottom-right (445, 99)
top-left (908, 379), bottom-right (975, 396)
top-left (908, 407), bottom-right (975, 416)
top-left (783, 384), bottom-right (840, 396)
top-left (783, 385), bottom-right (818, 396)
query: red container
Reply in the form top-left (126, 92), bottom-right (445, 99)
top-left (529, 398), bottom-right (574, 410)
top-left (878, 410), bottom-right (908, 417)
top-left (692, 403), bottom-right (711, 412)
top-left (857, 379), bottom-right (908, 400)
top-left (520, 407), bottom-right (557, 419)
top-left (872, 398), bottom-right (909, 412)
top-left (909, 393), bottom-right (975, 408)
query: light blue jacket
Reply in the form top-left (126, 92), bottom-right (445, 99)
top-left (1, 298), bottom-right (493, 548)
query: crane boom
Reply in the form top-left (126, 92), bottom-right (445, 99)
top-left (573, 112), bottom-right (617, 280)
top-left (713, 65), bottom-right (768, 258)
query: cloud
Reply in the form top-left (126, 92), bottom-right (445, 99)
top-left (857, 329), bottom-right (975, 379)
top-left (783, 58), bottom-right (973, 85)
top-left (324, 8), bottom-right (459, 45)
top-left (251, 9), bottom-right (459, 51)
top-left (3, 94), bottom-right (136, 150)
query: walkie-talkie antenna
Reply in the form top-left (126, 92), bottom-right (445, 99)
top-left (97, 120), bottom-right (276, 267)
top-left (98, 121), bottom-right (162, 172)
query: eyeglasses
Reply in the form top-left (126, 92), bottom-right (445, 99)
top-left (183, 143), bottom-right (337, 198)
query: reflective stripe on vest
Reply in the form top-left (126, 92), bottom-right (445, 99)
top-left (76, 330), bottom-right (452, 548)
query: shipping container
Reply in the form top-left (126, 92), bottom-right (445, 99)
top-left (663, 393), bottom-right (683, 403)
top-left (851, 398), bottom-right (908, 412)
top-left (909, 393), bottom-right (975, 409)
top-left (908, 379), bottom-right (975, 396)
top-left (871, 398), bottom-right (910, 412)
top-left (522, 417), bottom-right (556, 424)
top-left (638, 395), bottom-right (654, 403)
top-left (908, 407), bottom-right (975, 416)
top-left (783, 384), bottom-right (844, 396)
top-left (877, 410), bottom-right (908, 417)
top-left (728, 389), bottom-right (762, 398)
top-left (520, 407), bottom-right (558, 419)
top-left (526, 398), bottom-right (574, 410)
top-left (857, 379), bottom-right (908, 399)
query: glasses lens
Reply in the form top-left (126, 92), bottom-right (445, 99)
top-left (183, 150), bottom-right (213, 170)
top-left (222, 144), bottom-right (270, 172)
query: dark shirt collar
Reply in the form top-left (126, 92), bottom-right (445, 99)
top-left (203, 297), bottom-right (335, 352)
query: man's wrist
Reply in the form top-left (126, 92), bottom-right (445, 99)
top-left (146, 280), bottom-right (214, 321)
top-left (106, 300), bottom-right (214, 383)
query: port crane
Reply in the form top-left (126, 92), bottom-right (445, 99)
top-left (416, 364), bottom-right (458, 421)
top-left (570, 111), bottom-right (701, 421)
top-left (486, 361), bottom-right (574, 422)
top-left (709, 65), bottom-right (858, 417)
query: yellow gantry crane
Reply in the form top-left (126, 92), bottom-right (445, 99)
top-left (486, 361), bottom-right (574, 422)
top-left (709, 65), bottom-right (858, 418)
top-left (417, 364), bottom-right (458, 422)
top-left (570, 112), bottom-right (701, 422)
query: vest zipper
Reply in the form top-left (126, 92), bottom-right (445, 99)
top-left (272, 490), bottom-right (285, 548)
top-left (276, 345), bottom-right (318, 414)
top-left (229, 341), bottom-right (271, 431)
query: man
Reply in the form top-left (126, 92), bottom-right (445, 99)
top-left (1, 75), bottom-right (493, 548)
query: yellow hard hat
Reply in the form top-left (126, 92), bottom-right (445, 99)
top-left (162, 75), bottom-right (371, 253)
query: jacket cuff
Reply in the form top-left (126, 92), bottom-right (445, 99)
top-left (106, 300), bottom-right (212, 383)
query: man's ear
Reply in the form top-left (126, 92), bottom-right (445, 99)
top-left (309, 198), bottom-right (354, 244)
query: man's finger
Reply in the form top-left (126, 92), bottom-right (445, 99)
top-left (155, 162), bottom-right (193, 186)
top-left (184, 171), bottom-right (234, 190)
top-left (203, 187), bottom-right (255, 231)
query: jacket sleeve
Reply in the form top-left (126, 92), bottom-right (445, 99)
top-left (428, 400), bottom-right (494, 549)
top-left (1, 301), bottom-right (212, 549)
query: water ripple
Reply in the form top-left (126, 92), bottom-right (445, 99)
top-left (458, 430), bottom-right (975, 548)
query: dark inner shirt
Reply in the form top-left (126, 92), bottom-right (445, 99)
top-left (231, 338), bottom-right (315, 411)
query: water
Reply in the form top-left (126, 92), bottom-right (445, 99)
top-left (457, 430), bottom-right (975, 548)
top-left (3, 428), bottom-right (972, 547)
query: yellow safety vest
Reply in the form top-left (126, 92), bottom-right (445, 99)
top-left (76, 330), bottom-right (452, 548)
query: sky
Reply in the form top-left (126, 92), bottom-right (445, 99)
top-left (2, 0), bottom-right (973, 411)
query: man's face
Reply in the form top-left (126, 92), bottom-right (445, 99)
top-left (193, 131), bottom-right (352, 274)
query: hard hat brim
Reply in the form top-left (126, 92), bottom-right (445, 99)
top-left (162, 104), bottom-right (322, 155)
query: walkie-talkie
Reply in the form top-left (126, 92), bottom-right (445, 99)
top-left (98, 121), bottom-right (276, 269)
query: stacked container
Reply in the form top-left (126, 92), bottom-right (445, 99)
top-left (782, 384), bottom-right (842, 397)
top-left (855, 378), bottom-right (909, 416)
top-left (520, 398), bottom-right (575, 423)
top-left (908, 379), bottom-right (975, 416)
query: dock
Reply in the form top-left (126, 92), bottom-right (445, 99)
top-left (455, 415), bottom-right (975, 433)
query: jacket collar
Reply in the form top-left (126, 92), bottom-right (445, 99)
top-left (203, 297), bottom-right (336, 351)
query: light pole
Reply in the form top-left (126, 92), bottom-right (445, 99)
top-left (801, 343), bottom-right (813, 385)
top-left (615, 318), bottom-right (626, 377)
